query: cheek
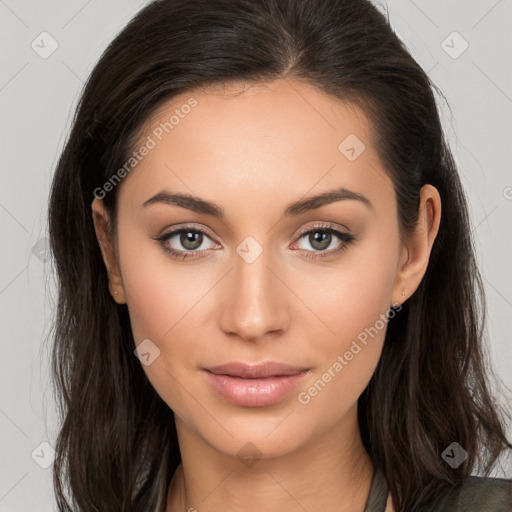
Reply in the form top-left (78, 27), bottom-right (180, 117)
top-left (116, 226), bottom-right (224, 419)
top-left (299, 229), bottom-right (398, 347)
top-left (121, 255), bottom-right (202, 421)
top-left (117, 223), bottom-right (205, 342)
top-left (294, 234), bottom-right (399, 413)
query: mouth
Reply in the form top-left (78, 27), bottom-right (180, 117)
top-left (203, 361), bottom-right (310, 407)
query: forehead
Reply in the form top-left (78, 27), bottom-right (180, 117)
top-left (119, 79), bottom-right (393, 215)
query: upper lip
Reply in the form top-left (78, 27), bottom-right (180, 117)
top-left (204, 361), bottom-right (308, 378)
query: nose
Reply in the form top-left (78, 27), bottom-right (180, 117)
top-left (218, 249), bottom-right (290, 343)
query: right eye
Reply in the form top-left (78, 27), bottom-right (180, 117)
top-left (156, 226), bottom-right (219, 260)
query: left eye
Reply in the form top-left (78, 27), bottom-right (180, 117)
top-left (293, 227), bottom-right (354, 253)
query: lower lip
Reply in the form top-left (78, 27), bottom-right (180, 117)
top-left (204, 370), bottom-right (310, 407)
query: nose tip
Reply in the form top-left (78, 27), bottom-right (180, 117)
top-left (218, 258), bottom-right (289, 343)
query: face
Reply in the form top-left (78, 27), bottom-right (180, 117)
top-left (94, 78), bottom-right (415, 460)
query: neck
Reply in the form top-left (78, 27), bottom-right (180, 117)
top-left (166, 405), bottom-right (375, 512)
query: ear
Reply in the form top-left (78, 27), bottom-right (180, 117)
top-left (91, 198), bottom-right (126, 304)
top-left (391, 184), bottom-right (441, 306)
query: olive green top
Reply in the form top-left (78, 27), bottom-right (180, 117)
top-left (363, 467), bottom-right (512, 511)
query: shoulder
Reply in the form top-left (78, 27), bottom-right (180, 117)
top-left (422, 475), bottom-right (512, 512)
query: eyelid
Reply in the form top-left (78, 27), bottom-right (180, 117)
top-left (157, 221), bottom-right (351, 244)
top-left (156, 222), bottom-right (217, 240)
top-left (294, 221), bottom-right (351, 239)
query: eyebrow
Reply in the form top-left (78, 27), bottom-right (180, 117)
top-left (141, 187), bottom-right (373, 217)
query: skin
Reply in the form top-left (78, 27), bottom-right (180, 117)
top-left (92, 78), bottom-right (441, 512)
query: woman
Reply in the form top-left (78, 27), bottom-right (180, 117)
top-left (48, 0), bottom-right (512, 510)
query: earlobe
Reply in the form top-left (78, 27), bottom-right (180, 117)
top-left (91, 198), bottom-right (126, 304)
top-left (391, 184), bottom-right (441, 305)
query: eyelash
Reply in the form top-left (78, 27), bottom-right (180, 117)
top-left (155, 222), bottom-right (356, 261)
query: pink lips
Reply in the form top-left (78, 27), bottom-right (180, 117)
top-left (204, 362), bottom-right (310, 407)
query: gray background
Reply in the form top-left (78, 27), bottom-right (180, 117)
top-left (1, 1), bottom-right (511, 510)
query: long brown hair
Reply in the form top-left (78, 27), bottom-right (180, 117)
top-left (47, 0), bottom-right (511, 510)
